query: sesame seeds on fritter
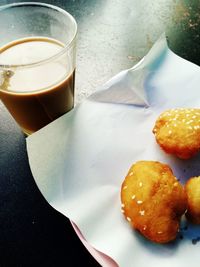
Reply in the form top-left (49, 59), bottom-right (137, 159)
top-left (121, 161), bottom-right (187, 243)
top-left (153, 108), bottom-right (200, 159)
top-left (159, 109), bottom-right (200, 132)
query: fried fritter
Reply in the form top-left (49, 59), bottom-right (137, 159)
top-left (185, 176), bottom-right (200, 224)
top-left (121, 161), bottom-right (187, 243)
top-left (153, 108), bottom-right (200, 159)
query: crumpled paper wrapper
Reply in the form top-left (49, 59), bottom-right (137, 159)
top-left (27, 35), bottom-right (200, 267)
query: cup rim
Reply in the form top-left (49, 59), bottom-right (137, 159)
top-left (0, 2), bottom-right (77, 69)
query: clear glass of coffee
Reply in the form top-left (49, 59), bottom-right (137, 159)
top-left (0, 2), bottom-right (77, 135)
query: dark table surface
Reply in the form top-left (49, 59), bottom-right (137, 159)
top-left (0, 0), bottom-right (199, 266)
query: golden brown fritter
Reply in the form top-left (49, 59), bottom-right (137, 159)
top-left (153, 108), bottom-right (200, 159)
top-left (185, 176), bottom-right (200, 224)
top-left (121, 161), bottom-right (187, 243)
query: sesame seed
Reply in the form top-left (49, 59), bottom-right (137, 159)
top-left (131, 195), bottom-right (136, 200)
top-left (126, 217), bottom-right (131, 222)
top-left (123, 186), bottom-right (127, 190)
top-left (139, 182), bottom-right (143, 187)
top-left (129, 172), bottom-right (134, 176)
top-left (157, 231), bottom-right (163, 234)
top-left (143, 225), bottom-right (147, 230)
top-left (137, 200), bottom-right (143, 204)
top-left (168, 130), bottom-right (172, 134)
top-left (139, 210), bottom-right (145, 216)
top-left (121, 209), bottom-right (125, 213)
top-left (121, 203), bottom-right (125, 208)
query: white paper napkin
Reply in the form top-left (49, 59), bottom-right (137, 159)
top-left (27, 35), bottom-right (200, 267)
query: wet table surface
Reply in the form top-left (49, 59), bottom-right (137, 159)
top-left (0, 0), bottom-right (199, 266)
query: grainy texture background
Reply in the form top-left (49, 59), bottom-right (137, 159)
top-left (1, 0), bottom-right (199, 102)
